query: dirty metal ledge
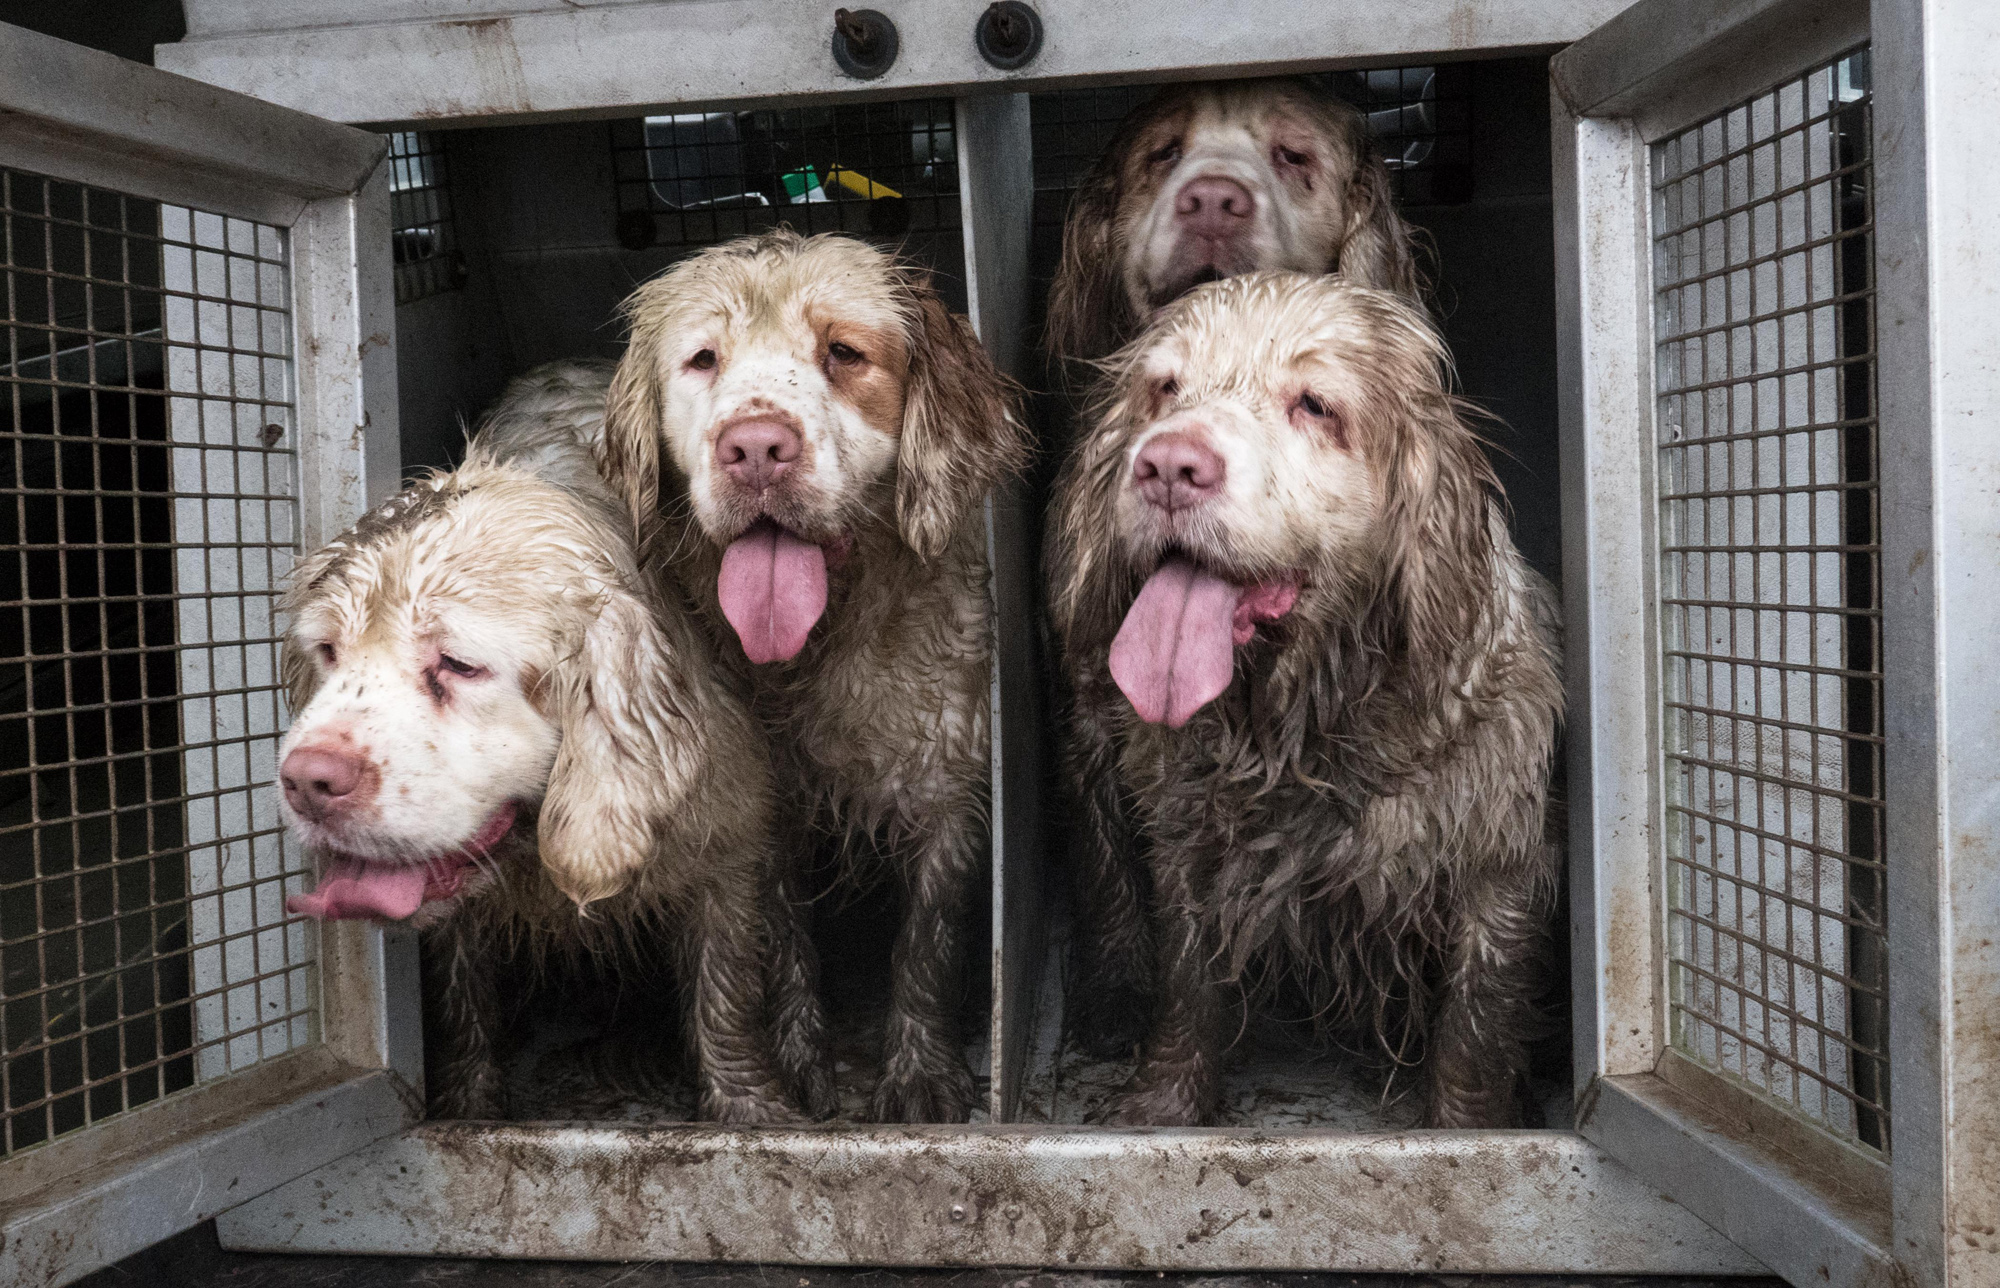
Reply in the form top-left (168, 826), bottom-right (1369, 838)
top-left (215, 1122), bottom-right (1766, 1273)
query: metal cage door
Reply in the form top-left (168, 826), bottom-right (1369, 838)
top-left (1553, 0), bottom-right (2000, 1285)
top-left (0, 21), bottom-right (410, 1288)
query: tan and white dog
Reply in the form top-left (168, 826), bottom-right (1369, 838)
top-left (1047, 77), bottom-right (1419, 369)
top-left (598, 231), bottom-right (1028, 1122)
top-left (1047, 275), bottom-right (1562, 1127)
top-left (278, 363), bottom-right (831, 1123)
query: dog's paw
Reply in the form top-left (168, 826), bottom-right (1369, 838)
top-left (788, 1050), bottom-right (841, 1121)
top-left (1090, 1074), bottom-right (1211, 1128)
top-left (1418, 1091), bottom-right (1524, 1130)
top-left (427, 1067), bottom-right (507, 1121)
top-left (1066, 980), bottom-right (1153, 1059)
top-left (701, 1086), bottom-right (808, 1126)
top-left (869, 1057), bottom-right (977, 1124)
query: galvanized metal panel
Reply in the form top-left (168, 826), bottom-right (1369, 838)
top-left (0, 1058), bottom-right (409, 1288)
top-left (1551, 97), bottom-right (1661, 1092)
top-left (1585, 1072), bottom-right (1885, 1287)
top-left (0, 26), bottom-right (413, 1284)
top-left (1553, 4), bottom-right (1916, 1281)
top-left (216, 1123), bottom-right (1766, 1273)
top-left (155, 0), bottom-right (1636, 129)
top-left (1553, 0), bottom-right (1869, 138)
top-left (1871, 2), bottom-right (2000, 1284)
top-left (0, 19), bottom-right (385, 202)
top-left (289, 169), bottom-right (419, 1089)
top-left (956, 93), bottom-right (1043, 1124)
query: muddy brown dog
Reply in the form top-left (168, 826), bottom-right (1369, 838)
top-left (597, 232), bottom-right (1029, 1122)
top-left (1046, 77), bottom-right (1420, 371)
top-left (279, 364), bottom-right (832, 1124)
top-left (1046, 274), bottom-right (1561, 1127)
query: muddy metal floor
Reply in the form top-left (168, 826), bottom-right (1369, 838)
top-left (78, 1222), bottom-right (1784, 1288)
top-left (496, 915), bottom-right (1564, 1131)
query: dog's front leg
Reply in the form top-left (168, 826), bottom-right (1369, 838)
top-left (1420, 857), bottom-right (1555, 1128)
top-left (1095, 884), bottom-right (1227, 1127)
top-left (682, 874), bottom-right (807, 1125)
top-left (870, 806), bottom-right (982, 1123)
top-left (1061, 684), bottom-right (1156, 1058)
top-left (420, 918), bottom-right (508, 1120)
top-left (766, 858), bottom-right (839, 1119)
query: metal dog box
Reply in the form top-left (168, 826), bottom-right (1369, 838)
top-left (0, 2), bottom-right (1992, 1284)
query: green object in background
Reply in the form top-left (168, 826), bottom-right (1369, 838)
top-left (781, 166), bottom-right (822, 202)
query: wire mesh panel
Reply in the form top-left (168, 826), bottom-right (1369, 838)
top-left (1652, 47), bottom-right (1886, 1151)
top-left (389, 132), bottom-right (461, 305)
top-left (0, 165), bottom-right (313, 1156)
top-left (611, 100), bottom-right (960, 255)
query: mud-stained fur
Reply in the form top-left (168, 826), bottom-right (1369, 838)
top-left (280, 363), bottom-right (834, 1123)
top-left (1046, 275), bottom-right (1562, 1127)
top-left (597, 231), bottom-right (1030, 1122)
top-left (1045, 77), bottom-right (1419, 374)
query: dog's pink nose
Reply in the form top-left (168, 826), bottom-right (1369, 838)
top-left (1174, 176), bottom-right (1255, 238)
top-left (1133, 431), bottom-right (1226, 512)
top-left (282, 744), bottom-right (367, 822)
top-left (716, 419), bottom-right (802, 491)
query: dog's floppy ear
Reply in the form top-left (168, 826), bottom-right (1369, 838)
top-left (894, 277), bottom-right (1029, 560)
top-left (1044, 166), bottom-right (1128, 373)
top-left (598, 296), bottom-right (668, 550)
top-left (1371, 382), bottom-right (1501, 707)
top-left (536, 574), bottom-right (692, 907)
top-left (1337, 148), bottom-right (1421, 301)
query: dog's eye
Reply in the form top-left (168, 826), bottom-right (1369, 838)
top-left (315, 642), bottom-right (337, 667)
top-left (436, 654), bottom-right (486, 678)
top-left (1290, 391), bottom-right (1348, 445)
top-left (688, 349), bottom-right (718, 372)
top-left (1156, 376), bottom-right (1180, 401)
top-left (825, 341), bottom-right (864, 368)
top-left (1146, 141), bottom-right (1183, 168)
top-left (1274, 145), bottom-right (1314, 169)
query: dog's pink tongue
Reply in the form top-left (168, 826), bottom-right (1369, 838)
top-left (717, 524), bottom-right (829, 664)
top-left (286, 856), bottom-right (429, 922)
top-left (1109, 559), bottom-right (1244, 728)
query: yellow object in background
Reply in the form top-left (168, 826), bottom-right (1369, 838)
top-left (823, 166), bottom-right (902, 200)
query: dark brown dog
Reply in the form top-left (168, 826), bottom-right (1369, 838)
top-left (1046, 77), bottom-right (1420, 370)
top-left (597, 231), bottom-right (1029, 1122)
top-left (1046, 274), bottom-right (1562, 1127)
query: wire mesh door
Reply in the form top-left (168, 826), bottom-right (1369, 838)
top-left (0, 21), bottom-right (401, 1285)
top-left (0, 167), bottom-right (316, 1155)
top-left (1652, 47), bottom-right (1887, 1154)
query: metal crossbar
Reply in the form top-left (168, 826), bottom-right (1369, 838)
top-left (1652, 47), bottom-right (1888, 1152)
top-left (0, 165), bottom-right (315, 1157)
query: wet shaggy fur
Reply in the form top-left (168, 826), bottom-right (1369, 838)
top-left (281, 363), bottom-right (833, 1124)
top-left (1046, 276), bottom-right (1562, 1127)
top-left (597, 231), bottom-right (1030, 1122)
top-left (1045, 77), bottom-right (1419, 373)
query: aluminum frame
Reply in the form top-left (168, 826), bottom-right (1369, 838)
top-left (1555, 0), bottom-right (1999, 1284)
top-left (153, 0), bottom-right (1635, 129)
top-left (0, 21), bottom-right (409, 1288)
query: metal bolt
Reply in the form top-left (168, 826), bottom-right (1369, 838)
top-left (949, 1203), bottom-right (966, 1222)
top-left (831, 8), bottom-right (898, 79)
top-left (1003, 1203), bottom-right (1023, 1221)
top-left (975, 1), bottom-right (1043, 70)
